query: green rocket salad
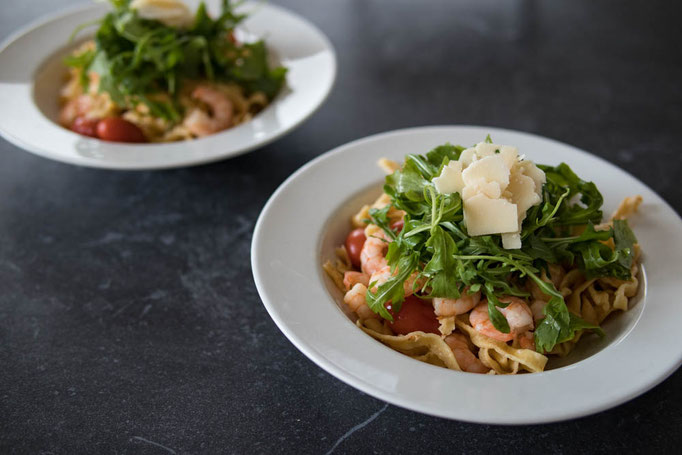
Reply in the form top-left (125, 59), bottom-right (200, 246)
top-left (65, 0), bottom-right (286, 122)
top-left (364, 138), bottom-right (637, 354)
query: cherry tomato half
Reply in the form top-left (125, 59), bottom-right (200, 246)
top-left (345, 228), bottom-right (366, 269)
top-left (70, 116), bottom-right (99, 138)
top-left (388, 295), bottom-right (440, 335)
top-left (96, 117), bottom-right (147, 143)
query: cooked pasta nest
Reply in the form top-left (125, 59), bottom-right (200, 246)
top-left (324, 159), bottom-right (642, 375)
top-left (59, 41), bottom-right (270, 142)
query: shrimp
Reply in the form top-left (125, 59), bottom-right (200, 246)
top-left (369, 265), bottom-right (392, 288)
top-left (444, 333), bottom-right (489, 374)
top-left (518, 331), bottom-right (535, 350)
top-left (530, 299), bottom-right (547, 322)
top-left (59, 94), bottom-right (94, 126)
top-left (369, 265), bottom-right (422, 296)
top-left (344, 283), bottom-right (379, 320)
top-left (433, 289), bottom-right (481, 317)
top-left (469, 297), bottom-right (533, 343)
top-left (343, 271), bottom-right (369, 290)
top-left (183, 85), bottom-right (233, 137)
top-left (498, 297), bottom-right (534, 333)
top-left (470, 301), bottom-right (514, 343)
top-left (360, 230), bottom-right (389, 275)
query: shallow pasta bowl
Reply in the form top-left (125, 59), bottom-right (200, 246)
top-left (0, 0), bottom-right (336, 169)
top-left (251, 125), bottom-right (682, 424)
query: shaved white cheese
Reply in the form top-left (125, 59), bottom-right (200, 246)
top-left (507, 170), bottom-right (541, 216)
top-left (459, 148), bottom-right (477, 167)
top-left (472, 143), bottom-right (519, 169)
top-left (432, 141), bottom-right (546, 248)
top-left (433, 161), bottom-right (464, 194)
top-left (474, 142), bottom-right (499, 157)
top-left (130, 0), bottom-right (193, 28)
top-left (464, 194), bottom-right (519, 236)
top-left (518, 160), bottom-right (546, 196)
top-left (501, 233), bottom-right (522, 249)
top-left (498, 146), bottom-right (519, 169)
top-left (462, 155), bottom-right (510, 190)
top-left (462, 179), bottom-right (501, 200)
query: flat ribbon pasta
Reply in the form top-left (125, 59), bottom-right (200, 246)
top-left (455, 320), bottom-right (548, 374)
top-left (358, 320), bottom-right (462, 371)
top-left (327, 195), bottom-right (643, 374)
top-left (351, 182), bottom-right (405, 228)
top-left (438, 316), bottom-right (456, 337)
top-left (322, 247), bottom-right (352, 293)
top-left (552, 260), bottom-right (640, 356)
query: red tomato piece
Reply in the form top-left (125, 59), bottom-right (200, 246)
top-left (70, 116), bottom-right (99, 138)
top-left (345, 228), bottom-right (366, 269)
top-left (388, 296), bottom-right (440, 335)
top-left (96, 117), bottom-right (147, 143)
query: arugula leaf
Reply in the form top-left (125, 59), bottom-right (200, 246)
top-left (539, 163), bottom-right (603, 225)
top-left (523, 234), bottom-right (558, 263)
top-left (387, 159), bottom-right (430, 199)
top-left (64, 47), bottom-right (96, 89)
top-left (368, 206), bottom-right (397, 241)
top-left (568, 313), bottom-right (605, 337)
top-left (614, 219), bottom-right (637, 270)
top-left (422, 226), bottom-right (460, 299)
top-left (541, 223), bottom-right (611, 246)
top-left (484, 285), bottom-right (511, 334)
top-left (365, 252), bottom-right (419, 321)
top-left (534, 296), bottom-right (568, 353)
top-left (534, 222), bottom-right (631, 280)
top-left (425, 143), bottom-right (464, 171)
top-left (192, 2), bottom-right (213, 35)
top-left (364, 139), bottom-right (638, 354)
top-left (66, 0), bottom-right (286, 121)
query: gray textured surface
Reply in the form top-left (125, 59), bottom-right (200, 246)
top-left (1, 0), bottom-right (681, 453)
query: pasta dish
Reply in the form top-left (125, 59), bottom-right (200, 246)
top-left (324, 138), bottom-right (641, 374)
top-left (59, 0), bottom-right (286, 143)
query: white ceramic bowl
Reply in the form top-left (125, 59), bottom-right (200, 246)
top-left (252, 125), bottom-right (682, 424)
top-left (0, 0), bottom-right (336, 169)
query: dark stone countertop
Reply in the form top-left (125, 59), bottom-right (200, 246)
top-left (1, 0), bottom-right (681, 453)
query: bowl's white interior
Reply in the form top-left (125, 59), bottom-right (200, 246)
top-left (33, 39), bottom-right (86, 126)
top-left (319, 183), bottom-right (647, 371)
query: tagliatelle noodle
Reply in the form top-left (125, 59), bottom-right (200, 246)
top-left (611, 195), bottom-right (643, 221)
top-left (377, 158), bottom-right (401, 174)
top-left (362, 318), bottom-right (393, 335)
top-left (322, 247), bottom-right (352, 293)
top-left (358, 320), bottom-right (462, 371)
top-left (455, 320), bottom-right (548, 373)
top-left (352, 194), bottom-right (405, 229)
top-left (351, 163), bottom-right (406, 228)
top-left (354, 303), bottom-right (547, 375)
top-left (438, 316), bottom-right (456, 337)
top-left (551, 258), bottom-right (640, 356)
top-left (324, 170), bottom-right (643, 373)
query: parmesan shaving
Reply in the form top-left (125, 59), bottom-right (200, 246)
top-left (130, 0), bottom-right (193, 28)
top-left (433, 142), bottom-right (546, 249)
